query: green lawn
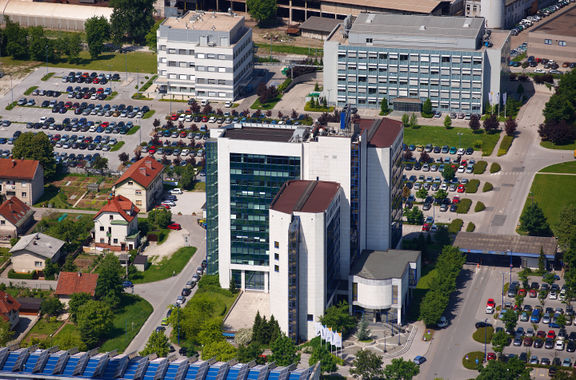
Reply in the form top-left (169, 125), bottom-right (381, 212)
top-left (46, 51), bottom-right (157, 73)
top-left (254, 43), bottom-right (322, 56)
top-left (540, 140), bottom-right (576, 150)
top-left (250, 97), bottom-right (281, 110)
top-left (539, 161), bottom-right (576, 174)
top-left (111, 141), bottom-right (125, 152)
top-left (132, 247), bottom-right (196, 284)
top-left (524, 174), bottom-right (576, 228)
top-left (23, 318), bottom-right (64, 344)
top-left (403, 125), bottom-right (501, 156)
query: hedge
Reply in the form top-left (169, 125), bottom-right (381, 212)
top-left (483, 182), bottom-right (493, 192)
top-left (466, 222), bottom-right (476, 232)
top-left (8, 270), bottom-right (35, 279)
top-left (475, 201), bottom-right (486, 212)
top-left (497, 135), bottom-right (514, 156)
top-left (490, 162), bottom-right (501, 173)
top-left (24, 86), bottom-right (38, 96)
top-left (456, 199), bottom-right (472, 214)
top-left (472, 326), bottom-right (494, 343)
top-left (462, 351), bottom-right (485, 370)
top-left (448, 219), bottom-right (464, 233)
top-left (473, 161), bottom-right (487, 174)
top-left (465, 179), bottom-right (480, 193)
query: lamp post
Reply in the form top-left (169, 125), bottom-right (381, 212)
top-left (501, 272), bottom-right (504, 310)
top-left (457, 132), bottom-right (464, 149)
top-left (484, 318), bottom-right (488, 362)
top-left (507, 249), bottom-right (512, 285)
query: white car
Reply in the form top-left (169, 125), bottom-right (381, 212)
top-left (466, 165), bottom-right (474, 174)
top-left (208, 116), bottom-right (216, 123)
top-left (486, 305), bottom-right (495, 314)
top-left (457, 148), bottom-right (465, 155)
top-left (556, 339), bottom-right (565, 351)
top-left (178, 114), bottom-right (186, 122)
top-left (458, 165), bottom-right (465, 173)
top-left (161, 200), bottom-right (176, 207)
top-left (549, 290), bottom-right (558, 300)
top-left (180, 149), bottom-right (190, 157)
top-left (225, 101), bottom-right (232, 108)
top-left (169, 188), bottom-right (183, 195)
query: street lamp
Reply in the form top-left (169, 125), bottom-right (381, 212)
top-left (501, 272), bottom-right (504, 311)
top-left (507, 249), bottom-right (512, 285)
top-left (457, 132), bottom-right (464, 149)
top-left (484, 318), bottom-right (488, 362)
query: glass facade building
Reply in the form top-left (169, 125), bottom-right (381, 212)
top-left (205, 140), bottom-right (219, 275)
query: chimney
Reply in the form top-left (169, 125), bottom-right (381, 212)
top-left (145, 159), bottom-right (153, 169)
top-left (139, 167), bottom-right (147, 176)
top-left (77, 272), bottom-right (82, 277)
top-left (11, 160), bottom-right (15, 168)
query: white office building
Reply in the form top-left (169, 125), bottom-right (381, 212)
top-left (156, 10), bottom-right (253, 102)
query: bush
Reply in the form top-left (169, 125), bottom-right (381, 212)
top-left (466, 222), bottom-right (476, 232)
top-left (483, 182), bottom-right (493, 192)
top-left (456, 199), bottom-right (472, 214)
top-left (465, 179), bottom-right (480, 193)
top-left (497, 136), bottom-right (514, 156)
top-left (475, 201), bottom-right (486, 212)
top-left (41, 73), bottom-right (55, 81)
top-left (24, 86), bottom-right (38, 96)
top-left (277, 78), bottom-right (293, 93)
top-left (462, 351), bottom-right (485, 370)
top-left (473, 161), bottom-right (487, 174)
top-left (448, 219), bottom-right (464, 233)
top-left (490, 162), bottom-right (501, 173)
top-left (472, 326), bottom-right (494, 343)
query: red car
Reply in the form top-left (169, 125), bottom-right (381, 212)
top-left (457, 185), bottom-right (465, 193)
top-left (486, 298), bottom-right (495, 308)
top-left (167, 223), bottom-right (182, 230)
top-left (422, 223), bottom-right (431, 232)
top-left (547, 330), bottom-right (556, 339)
top-left (170, 114), bottom-right (179, 121)
top-left (487, 352), bottom-right (496, 361)
top-left (518, 288), bottom-right (527, 297)
top-left (523, 337), bottom-right (533, 346)
top-left (537, 330), bottom-right (546, 339)
top-left (529, 289), bottom-right (537, 298)
top-left (156, 204), bottom-right (170, 210)
top-left (452, 196), bottom-right (460, 204)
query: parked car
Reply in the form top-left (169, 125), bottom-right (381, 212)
top-left (167, 223), bottom-right (182, 230)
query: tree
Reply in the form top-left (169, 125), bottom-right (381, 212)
top-left (140, 330), bottom-right (170, 357)
top-left (469, 114), bottom-right (481, 132)
top-left (148, 208), bottom-right (172, 229)
top-left (504, 118), bottom-right (517, 137)
top-left (476, 357), bottom-right (531, 380)
top-left (555, 205), bottom-right (576, 250)
top-left (443, 115), bottom-right (452, 128)
top-left (118, 152), bottom-right (129, 163)
top-left (538, 120), bottom-right (576, 145)
top-left (356, 314), bottom-right (371, 341)
top-left (93, 156), bottom-right (108, 170)
top-left (77, 300), bottom-right (113, 348)
top-left (435, 189), bottom-right (448, 201)
top-left (40, 297), bottom-right (63, 317)
top-left (247, 0), bottom-right (277, 26)
top-left (68, 292), bottom-right (92, 323)
top-left (538, 248), bottom-right (546, 273)
top-left (66, 33), bottom-right (82, 62)
top-left (12, 132), bottom-right (57, 180)
top-left (145, 19), bottom-right (161, 52)
top-left (319, 301), bottom-right (356, 336)
top-left (110, 0), bottom-right (155, 44)
top-left (420, 289), bottom-right (449, 326)
top-left (62, 255), bottom-right (77, 272)
top-left (442, 165), bottom-right (456, 181)
top-left (557, 313), bottom-right (567, 328)
top-left (419, 151), bottom-right (430, 164)
top-left (401, 113), bottom-right (410, 127)
top-left (198, 317), bottom-right (224, 346)
top-left (380, 98), bottom-right (390, 115)
top-left (229, 278), bottom-right (238, 294)
top-left (404, 206), bottom-right (424, 225)
top-left (309, 343), bottom-right (337, 374)
top-left (483, 114), bottom-right (500, 133)
top-left (383, 358), bottom-right (420, 380)
top-left (237, 343), bottom-right (265, 364)
top-left (0, 319), bottom-right (13, 346)
top-left (416, 187), bottom-right (428, 200)
top-left (85, 16), bottom-right (111, 59)
top-left (519, 203), bottom-right (552, 236)
top-left (5, 19), bottom-right (29, 59)
top-left (403, 150), bottom-right (413, 161)
top-left (178, 165), bottom-right (196, 190)
top-left (270, 334), bottom-right (300, 366)
top-left (95, 253), bottom-right (124, 308)
top-left (502, 310), bottom-right (518, 333)
top-left (201, 340), bottom-right (237, 361)
top-left (28, 26), bottom-right (49, 61)
top-left (43, 259), bottom-right (59, 280)
top-left (409, 113), bottom-right (417, 128)
top-left (402, 186), bottom-right (410, 200)
top-left (491, 329), bottom-right (509, 353)
top-left (350, 349), bottom-right (383, 379)
top-left (421, 98), bottom-right (433, 118)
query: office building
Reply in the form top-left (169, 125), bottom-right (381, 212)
top-left (528, 6), bottom-right (576, 64)
top-left (156, 10), bottom-right (253, 102)
top-left (323, 14), bottom-right (511, 113)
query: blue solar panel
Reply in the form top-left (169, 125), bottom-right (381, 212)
top-left (288, 370), bottom-right (309, 380)
top-left (62, 357), bottom-right (80, 376)
top-left (184, 363), bottom-right (201, 379)
top-left (100, 356), bottom-right (125, 379)
top-left (225, 367), bottom-right (240, 380)
top-left (123, 358), bottom-right (145, 380)
top-left (205, 366), bottom-right (221, 380)
top-left (22, 351), bottom-right (41, 373)
top-left (82, 356), bottom-right (102, 377)
top-left (41, 355), bottom-right (61, 375)
top-left (142, 361), bottom-right (160, 380)
top-left (163, 361), bottom-right (186, 380)
top-left (2, 352), bottom-right (20, 371)
top-left (268, 372), bottom-right (281, 380)
top-left (246, 368), bottom-right (261, 380)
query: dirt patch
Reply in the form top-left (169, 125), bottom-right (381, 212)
top-left (243, 16), bottom-right (324, 49)
top-left (41, 175), bottom-right (115, 210)
top-left (74, 253), bottom-right (99, 273)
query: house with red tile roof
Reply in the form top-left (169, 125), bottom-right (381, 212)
top-left (55, 272), bottom-right (99, 298)
top-left (0, 159), bottom-right (44, 205)
top-left (112, 157), bottom-right (164, 211)
top-left (93, 195), bottom-right (140, 251)
top-left (0, 291), bottom-right (20, 329)
top-left (0, 197), bottom-right (35, 247)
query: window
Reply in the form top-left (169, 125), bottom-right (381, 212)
top-left (136, 200), bottom-right (142, 206)
top-left (544, 39), bottom-right (552, 45)
top-left (274, 265), bottom-right (279, 272)
top-left (392, 285), bottom-right (398, 304)
top-left (559, 41), bottom-right (567, 46)
top-left (35, 261), bottom-right (43, 267)
top-left (274, 253), bottom-right (279, 260)
top-left (307, 314), bottom-right (314, 321)
top-left (100, 238), bottom-right (104, 243)
top-left (113, 238), bottom-right (118, 244)
top-left (365, 38), bottom-right (373, 43)
top-left (21, 192), bottom-right (26, 198)
top-left (135, 190), bottom-right (142, 196)
top-left (128, 181), bottom-right (133, 185)
top-left (100, 226), bottom-right (104, 231)
top-left (0, 220), bottom-right (4, 225)
top-left (109, 215), bottom-right (113, 220)
top-left (352, 282), bottom-right (358, 301)
top-left (274, 241), bottom-right (279, 248)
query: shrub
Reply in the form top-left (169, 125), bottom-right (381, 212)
top-left (483, 182), bottom-right (493, 192)
top-left (448, 219), bottom-right (464, 233)
top-left (456, 199), bottom-right (472, 214)
top-left (8, 270), bottom-right (35, 279)
top-left (465, 179), bottom-right (480, 193)
top-left (24, 86), bottom-right (38, 96)
top-left (473, 161), bottom-right (487, 174)
top-left (475, 201), bottom-right (486, 212)
top-left (466, 222), bottom-right (476, 232)
top-left (472, 326), bottom-right (494, 343)
top-left (497, 136), bottom-right (514, 156)
top-left (490, 162), bottom-right (501, 173)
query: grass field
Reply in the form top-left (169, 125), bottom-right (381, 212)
top-left (46, 51), bottom-right (157, 74)
top-left (539, 161), bottom-right (576, 174)
top-left (132, 247), bottom-right (196, 284)
top-left (541, 140), bottom-right (576, 150)
top-left (525, 174), bottom-right (576, 228)
top-left (22, 318), bottom-right (64, 344)
top-left (403, 125), bottom-right (501, 156)
top-left (254, 43), bottom-right (322, 56)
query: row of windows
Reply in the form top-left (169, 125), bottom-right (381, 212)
top-left (338, 50), bottom-right (482, 65)
top-left (338, 65), bottom-right (482, 76)
top-left (339, 87), bottom-right (482, 97)
top-left (339, 98), bottom-right (481, 109)
top-left (339, 77), bottom-right (482, 87)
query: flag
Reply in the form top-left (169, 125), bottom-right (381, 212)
top-left (333, 331), bottom-right (342, 348)
top-left (326, 328), bottom-right (333, 344)
top-left (488, 92), bottom-right (493, 105)
top-left (314, 322), bottom-right (322, 337)
top-left (495, 92), bottom-right (500, 105)
top-left (502, 92), bottom-right (507, 105)
top-left (320, 326), bottom-right (327, 340)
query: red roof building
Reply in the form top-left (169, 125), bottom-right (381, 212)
top-left (0, 291), bottom-right (21, 328)
top-left (94, 195), bottom-right (140, 223)
top-left (0, 197), bottom-right (35, 245)
top-left (94, 196), bottom-right (141, 252)
top-left (114, 157), bottom-right (163, 189)
top-left (0, 159), bottom-right (40, 180)
top-left (113, 157), bottom-right (164, 211)
top-left (0, 158), bottom-right (44, 205)
top-left (55, 272), bottom-right (99, 297)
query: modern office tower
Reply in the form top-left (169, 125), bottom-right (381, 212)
top-left (156, 10), bottom-right (253, 102)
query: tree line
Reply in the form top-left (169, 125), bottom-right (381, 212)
top-left (540, 70), bottom-right (576, 145)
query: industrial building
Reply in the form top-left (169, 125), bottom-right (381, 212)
top-left (156, 11), bottom-right (253, 102)
top-left (323, 13), bottom-right (511, 113)
top-left (206, 115), bottom-right (410, 341)
top-left (465, 0), bottom-right (556, 29)
top-left (528, 6), bottom-right (576, 64)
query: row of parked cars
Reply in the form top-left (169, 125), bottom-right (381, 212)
top-left (61, 71), bottom-right (120, 84)
top-left (49, 133), bottom-right (119, 152)
top-left (510, 0), bottom-right (573, 36)
top-left (54, 152), bottom-right (104, 168)
top-left (404, 144), bottom-right (475, 156)
top-left (38, 100), bottom-right (150, 118)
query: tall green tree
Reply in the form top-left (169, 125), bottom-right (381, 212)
top-left (555, 205), bottom-right (576, 250)
top-left (237, 343), bottom-right (265, 364)
top-left (350, 349), bottom-right (383, 379)
top-left (140, 330), bottom-right (170, 357)
top-left (145, 19), bottom-right (162, 52)
top-left (476, 356), bottom-right (531, 380)
top-left (421, 98), bottom-right (433, 118)
top-left (401, 113), bottom-right (410, 127)
top-left (201, 340), bottom-right (237, 361)
top-left (308, 344), bottom-right (337, 374)
top-left (246, 0), bottom-right (277, 26)
top-left (444, 115), bottom-right (452, 129)
top-left (148, 208), bottom-right (172, 229)
top-left (519, 202), bottom-right (552, 236)
top-left (4, 18), bottom-right (29, 59)
top-left (28, 26), bottom-right (49, 61)
top-left (40, 296), bottom-right (64, 317)
top-left (319, 301), bottom-right (356, 336)
top-left (355, 314), bottom-right (371, 341)
top-left (270, 334), bottom-right (300, 366)
top-left (110, 0), bottom-right (155, 44)
top-left (12, 132), bottom-right (57, 180)
top-left (66, 34), bottom-right (82, 62)
top-left (77, 300), bottom-right (113, 348)
top-left (85, 16), bottom-right (111, 59)
top-left (68, 292), bottom-right (92, 323)
top-left (197, 317), bottom-right (224, 346)
top-left (383, 358), bottom-right (420, 380)
top-left (491, 329), bottom-right (509, 353)
top-left (0, 319), bottom-right (13, 346)
top-left (502, 310), bottom-right (518, 333)
top-left (95, 253), bottom-right (124, 308)
top-left (380, 98), bottom-right (390, 115)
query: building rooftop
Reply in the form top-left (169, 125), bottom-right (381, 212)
top-left (55, 272), bottom-right (99, 297)
top-left (329, 0), bottom-right (443, 14)
top-left (271, 180), bottom-right (340, 214)
top-left (94, 195), bottom-right (139, 222)
top-left (0, 159), bottom-right (40, 180)
top-left (357, 118), bottom-right (403, 148)
top-left (0, 197), bottom-right (33, 227)
top-left (133, 255), bottom-right (148, 265)
top-left (0, 291), bottom-right (20, 321)
top-left (10, 233), bottom-right (65, 260)
top-left (453, 232), bottom-right (558, 257)
top-left (300, 16), bottom-right (341, 33)
top-left (530, 6), bottom-right (576, 37)
top-left (162, 10), bottom-right (244, 31)
top-left (0, 0), bottom-right (113, 22)
top-left (114, 157), bottom-right (164, 190)
top-left (351, 249), bottom-right (421, 279)
top-left (223, 127), bottom-right (299, 142)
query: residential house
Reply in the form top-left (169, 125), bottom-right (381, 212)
top-left (0, 291), bottom-right (20, 329)
top-left (113, 157), bottom-right (164, 211)
top-left (93, 195), bottom-right (140, 252)
top-left (0, 159), bottom-right (44, 205)
top-left (0, 197), bottom-right (35, 247)
top-left (9, 233), bottom-right (65, 274)
top-left (54, 272), bottom-right (99, 299)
